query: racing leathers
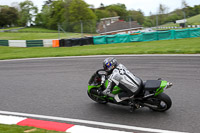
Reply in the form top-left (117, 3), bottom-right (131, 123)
top-left (102, 64), bottom-right (142, 102)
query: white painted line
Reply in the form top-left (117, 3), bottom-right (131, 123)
top-left (66, 125), bottom-right (132, 133)
top-left (0, 114), bottom-right (26, 125)
top-left (0, 54), bottom-right (200, 62)
top-left (0, 114), bottom-right (130, 133)
top-left (0, 110), bottom-right (188, 133)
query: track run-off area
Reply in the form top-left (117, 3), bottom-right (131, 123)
top-left (0, 55), bottom-right (200, 133)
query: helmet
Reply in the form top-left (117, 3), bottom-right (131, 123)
top-left (103, 57), bottom-right (118, 73)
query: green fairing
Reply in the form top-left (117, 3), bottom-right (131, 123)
top-left (155, 80), bottom-right (168, 96)
top-left (88, 85), bottom-right (107, 100)
top-left (104, 80), bottom-right (122, 94)
top-left (87, 80), bottom-right (121, 101)
top-left (88, 85), bottom-right (101, 92)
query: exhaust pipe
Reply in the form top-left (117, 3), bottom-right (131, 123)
top-left (166, 82), bottom-right (173, 89)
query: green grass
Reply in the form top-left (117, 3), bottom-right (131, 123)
top-left (0, 27), bottom-right (98, 40)
top-left (187, 14), bottom-right (200, 25)
top-left (0, 37), bottom-right (200, 60)
top-left (0, 27), bottom-right (23, 31)
top-left (0, 32), bottom-right (88, 40)
top-left (159, 22), bottom-right (180, 27)
top-left (18, 27), bottom-right (58, 33)
top-left (0, 124), bottom-right (63, 133)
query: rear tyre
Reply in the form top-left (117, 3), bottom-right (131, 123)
top-left (87, 90), bottom-right (108, 104)
top-left (147, 93), bottom-right (172, 112)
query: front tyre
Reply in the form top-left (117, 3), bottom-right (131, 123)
top-left (87, 90), bottom-right (108, 104)
top-left (147, 93), bottom-right (172, 112)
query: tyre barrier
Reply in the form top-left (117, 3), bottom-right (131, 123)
top-left (0, 37), bottom-right (94, 47)
top-left (59, 37), bottom-right (93, 47)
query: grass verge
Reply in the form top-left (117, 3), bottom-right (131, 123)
top-left (0, 27), bottom-right (98, 40)
top-left (0, 32), bottom-right (87, 40)
top-left (0, 27), bottom-right (23, 31)
top-left (0, 37), bottom-right (200, 60)
top-left (187, 14), bottom-right (200, 25)
top-left (0, 124), bottom-right (63, 133)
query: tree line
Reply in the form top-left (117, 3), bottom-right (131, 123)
top-left (0, 0), bottom-right (200, 32)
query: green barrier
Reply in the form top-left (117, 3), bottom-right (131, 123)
top-left (157, 31), bottom-right (174, 40)
top-left (93, 28), bottom-right (200, 45)
top-left (26, 40), bottom-right (43, 47)
top-left (142, 32), bottom-right (158, 41)
top-left (129, 34), bottom-right (143, 42)
top-left (0, 40), bottom-right (9, 46)
top-left (106, 35), bottom-right (119, 44)
top-left (117, 34), bottom-right (130, 43)
top-left (189, 28), bottom-right (200, 38)
top-left (174, 29), bottom-right (190, 39)
top-left (93, 36), bottom-right (107, 44)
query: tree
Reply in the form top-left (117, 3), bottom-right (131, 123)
top-left (95, 9), bottom-right (117, 21)
top-left (48, 0), bottom-right (66, 29)
top-left (35, 5), bottom-right (51, 28)
top-left (68, 0), bottom-right (96, 32)
top-left (157, 4), bottom-right (169, 25)
top-left (128, 9), bottom-right (144, 25)
top-left (44, 0), bottom-right (53, 6)
top-left (143, 17), bottom-right (153, 27)
top-left (18, 0), bottom-right (38, 26)
top-left (106, 3), bottom-right (128, 20)
top-left (0, 6), bottom-right (19, 27)
top-left (35, 0), bottom-right (67, 29)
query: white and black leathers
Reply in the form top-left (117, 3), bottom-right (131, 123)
top-left (103, 64), bottom-right (142, 102)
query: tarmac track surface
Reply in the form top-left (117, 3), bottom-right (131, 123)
top-left (0, 55), bottom-right (200, 133)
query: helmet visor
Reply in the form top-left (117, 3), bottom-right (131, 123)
top-left (105, 62), bottom-right (112, 71)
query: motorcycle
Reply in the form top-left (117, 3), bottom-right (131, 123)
top-left (87, 69), bottom-right (172, 112)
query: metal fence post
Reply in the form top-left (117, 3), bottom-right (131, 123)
top-left (81, 20), bottom-right (83, 38)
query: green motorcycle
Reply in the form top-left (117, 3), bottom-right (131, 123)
top-left (87, 69), bottom-right (172, 112)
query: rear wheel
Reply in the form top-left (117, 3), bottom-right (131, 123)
top-left (87, 90), bottom-right (107, 104)
top-left (146, 93), bottom-right (172, 112)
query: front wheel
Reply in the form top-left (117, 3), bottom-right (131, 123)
top-left (145, 93), bottom-right (172, 112)
top-left (87, 90), bottom-right (108, 104)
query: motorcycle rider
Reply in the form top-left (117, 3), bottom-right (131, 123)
top-left (102, 57), bottom-right (142, 103)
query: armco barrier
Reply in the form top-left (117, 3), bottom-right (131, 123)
top-left (9, 40), bottom-right (26, 47)
top-left (0, 40), bottom-right (9, 46)
top-left (26, 40), bottom-right (43, 47)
